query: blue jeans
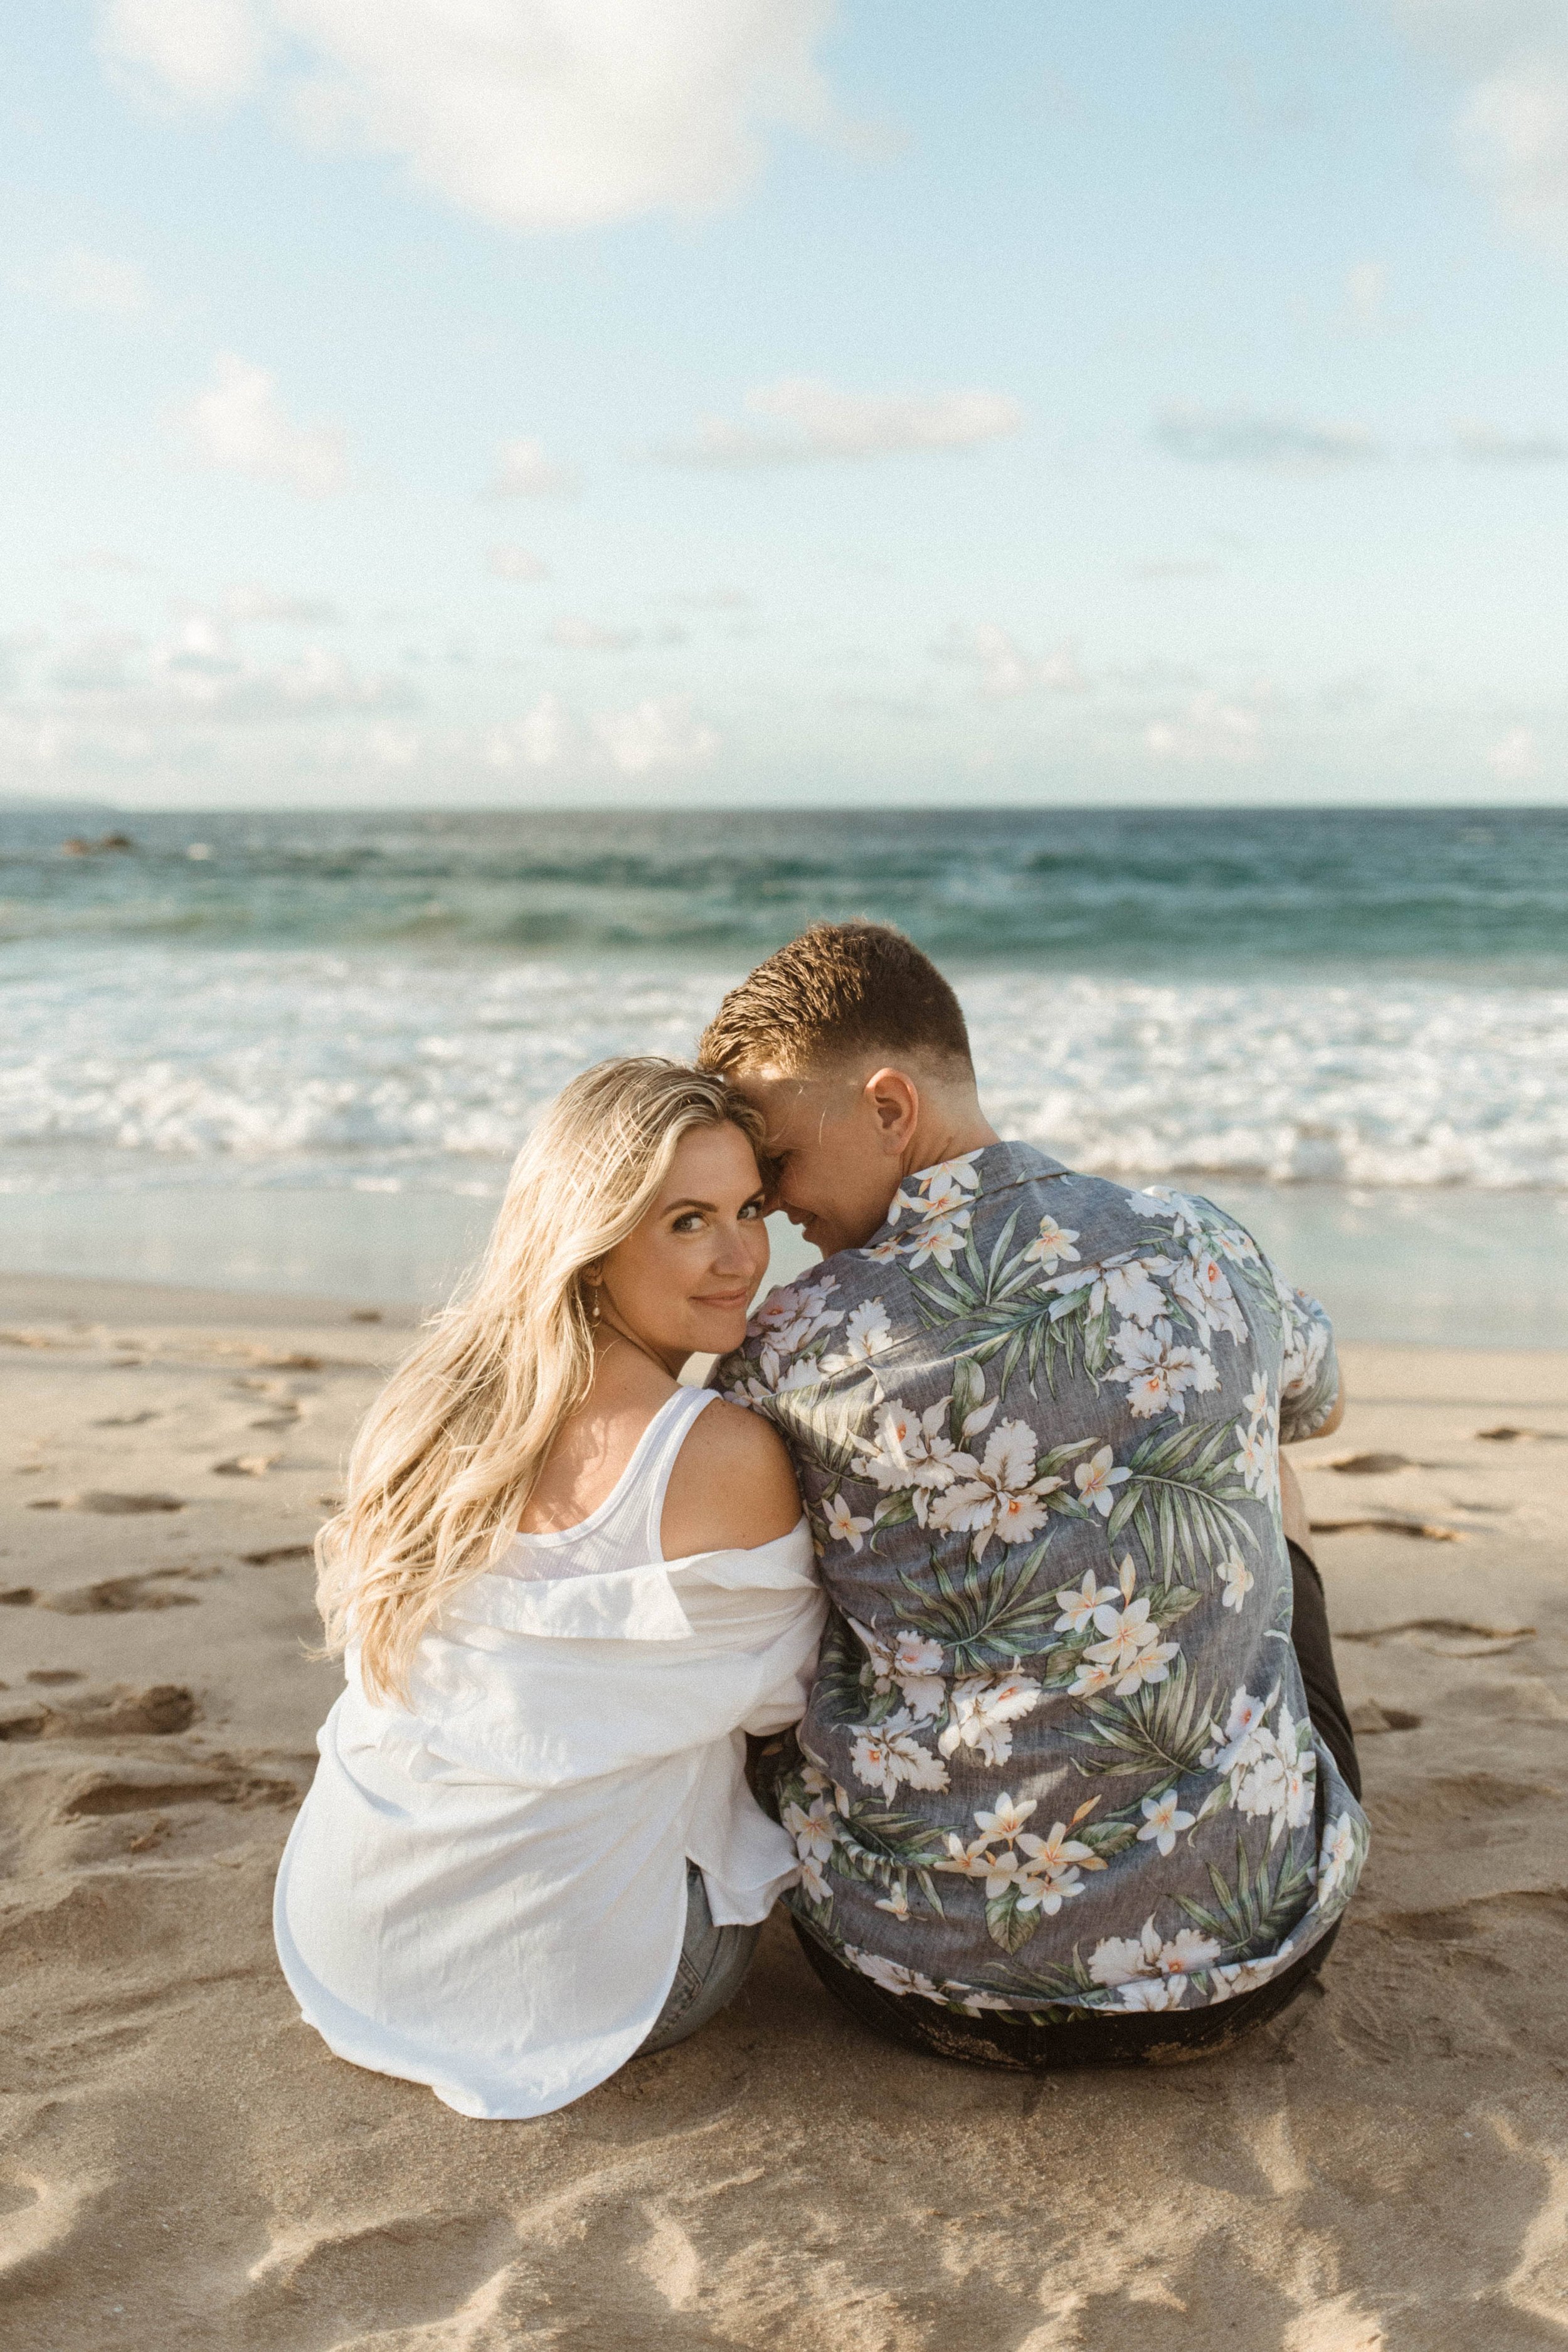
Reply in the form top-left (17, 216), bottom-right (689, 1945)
top-left (636, 1865), bottom-right (760, 2056)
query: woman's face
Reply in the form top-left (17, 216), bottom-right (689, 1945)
top-left (596, 1121), bottom-right (770, 1371)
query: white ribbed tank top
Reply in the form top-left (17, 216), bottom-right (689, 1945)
top-left (506, 1387), bottom-right (718, 1582)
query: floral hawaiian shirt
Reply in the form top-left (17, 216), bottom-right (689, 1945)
top-left (719, 1142), bottom-right (1369, 2021)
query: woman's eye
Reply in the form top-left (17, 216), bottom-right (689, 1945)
top-left (738, 1200), bottom-right (763, 1221)
top-left (672, 1212), bottom-right (704, 1234)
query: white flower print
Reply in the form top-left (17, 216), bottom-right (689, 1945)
top-left (1116, 1976), bottom-right (1186, 2011)
top-left (1134, 1187), bottom-right (1261, 1271)
top-left (1217, 1550), bottom-right (1254, 1611)
top-left (903, 1212), bottom-right (971, 1270)
top-left (1222, 1697), bottom-right (1316, 1841)
top-left (822, 1492), bottom-right (874, 1553)
top-left (1053, 1569), bottom-right (1121, 1635)
top-left (1074, 1444), bottom-right (1130, 1517)
top-left (842, 1946), bottom-right (946, 2002)
top-left (936, 1669), bottom-right (1043, 1764)
top-left (1100, 1258), bottom-right (1172, 1326)
top-left (938, 1831), bottom-right (1010, 1888)
top-left (1209, 1953), bottom-right (1285, 2003)
top-left (750, 1274), bottom-right (843, 1385)
top-left (887, 1155), bottom-right (983, 1222)
top-left (1024, 1215), bottom-right (1081, 1273)
top-left (781, 1795), bottom-right (836, 1872)
top-left (1136, 1790), bottom-right (1195, 1855)
top-left (1170, 1242), bottom-right (1248, 1344)
top-left (1318, 1809), bottom-right (1360, 1904)
top-left (936, 1795), bottom-right (1099, 1915)
top-left (849, 1618), bottom-right (947, 1722)
top-left (851, 1397), bottom-right (967, 1523)
top-left (822, 1298), bottom-right (894, 1372)
top-left (874, 1884), bottom-right (913, 1920)
top-left (849, 1716), bottom-right (950, 1801)
top-left (973, 1791), bottom-right (1036, 1840)
top-left (1088, 1920), bottom-right (1163, 1987)
top-left (1204, 1686), bottom-right (1273, 1775)
top-left (1015, 1820), bottom-right (1103, 1912)
top-left (1111, 1317), bottom-right (1219, 1420)
top-left (1231, 1370), bottom-right (1281, 1507)
top-left (1081, 1580), bottom-right (1180, 1697)
top-left (927, 1418), bottom-right (1066, 1557)
top-left (1089, 1915), bottom-right (1221, 1991)
top-left (1066, 1655), bottom-right (1117, 1700)
top-left (781, 1793), bottom-right (837, 1905)
top-left (860, 1234), bottom-right (904, 1263)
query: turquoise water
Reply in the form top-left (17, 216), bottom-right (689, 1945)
top-left (1, 805), bottom-right (1564, 1341)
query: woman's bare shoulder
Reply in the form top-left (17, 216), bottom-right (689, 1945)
top-left (660, 1397), bottom-right (803, 1557)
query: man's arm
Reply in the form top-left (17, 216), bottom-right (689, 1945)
top-left (1300, 1379), bottom-right (1345, 1442)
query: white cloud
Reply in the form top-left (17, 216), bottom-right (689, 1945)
top-left (1154, 406), bottom-right (1381, 469)
top-left (659, 377), bottom-right (1025, 467)
top-left (593, 695), bottom-right (719, 773)
top-left (1486, 723), bottom-right (1539, 778)
top-left (1454, 420), bottom-right (1568, 464)
top-left (98, 0), bottom-right (267, 103)
top-left (1145, 692), bottom-right (1263, 765)
top-left (549, 616), bottom-right (637, 651)
top-left (487, 543), bottom-right (549, 581)
top-left (484, 693), bottom-right (575, 769)
top-left (937, 623), bottom-right (1089, 699)
top-left (222, 583), bottom-right (342, 622)
top-left (95, 0), bottom-right (840, 234)
top-left (487, 437), bottom-right (579, 497)
top-left (15, 246), bottom-right (147, 316)
top-left (482, 689), bottom-right (718, 774)
top-left (1391, 4), bottom-right (1568, 242)
top-left (175, 353), bottom-right (349, 497)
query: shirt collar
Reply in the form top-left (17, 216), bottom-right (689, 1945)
top-left (862, 1139), bottom-right (1069, 1254)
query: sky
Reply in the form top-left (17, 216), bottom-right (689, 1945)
top-left (4, 0), bottom-right (1568, 810)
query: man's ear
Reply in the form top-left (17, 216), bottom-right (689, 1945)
top-left (862, 1066), bottom-right (921, 1152)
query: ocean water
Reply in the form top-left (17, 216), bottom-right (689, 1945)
top-left (2, 805), bottom-right (1565, 1343)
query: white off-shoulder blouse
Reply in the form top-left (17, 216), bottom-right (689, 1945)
top-left (273, 1389), bottom-right (824, 2118)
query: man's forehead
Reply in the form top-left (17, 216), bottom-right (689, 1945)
top-left (730, 1064), bottom-right (855, 1138)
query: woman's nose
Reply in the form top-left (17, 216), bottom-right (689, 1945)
top-left (710, 1222), bottom-right (761, 1270)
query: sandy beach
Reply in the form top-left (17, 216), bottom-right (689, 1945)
top-left (3, 1271), bottom-right (1566, 2352)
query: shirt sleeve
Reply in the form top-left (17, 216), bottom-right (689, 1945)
top-left (1275, 1277), bottom-right (1340, 1443)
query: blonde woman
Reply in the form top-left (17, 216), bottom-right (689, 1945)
top-left (273, 1059), bottom-right (823, 2119)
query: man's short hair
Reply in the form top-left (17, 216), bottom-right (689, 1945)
top-left (697, 921), bottom-right (973, 1079)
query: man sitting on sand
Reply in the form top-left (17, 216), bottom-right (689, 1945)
top-left (702, 922), bottom-right (1367, 2067)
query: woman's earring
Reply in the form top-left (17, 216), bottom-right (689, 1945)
top-left (585, 1274), bottom-right (601, 1325)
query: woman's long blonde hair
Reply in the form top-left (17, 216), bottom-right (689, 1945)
top-left (316, 1056), bottom-right (768, 1705)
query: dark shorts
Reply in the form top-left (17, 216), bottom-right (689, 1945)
top-left (799, 1540), bottom-right (1360, 2072)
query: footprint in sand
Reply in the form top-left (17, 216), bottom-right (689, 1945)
top-left (1311, 1513), bottom-right (1465, 1541)
top-left (1349, 1700), bottom-right (1422, 1735)
top-left (59, 1756), bottom-right (299, 1819)
top-left (240, 1544), bottom-right (315, 1565)
top-left (1476, 1425), bottom-right (1567, 1443)
top-left (1340, 1618), bottom-right (1536, 1658)
top-left (24, 1568), bottom-right (215, 1616)
top-left (213, 1454), bottom-right (282, 1478)
top-left (26, 1669), bottom-right (85, 1687)
top-left (0, 1683), bottom-right (199, 1742)
top-left (1321, 1451), bottom-right (1420, 1475)
top-left (90, 1410), bottom-right (161, 1428)
top-left (25, 1491), bottom-right (186, 1515)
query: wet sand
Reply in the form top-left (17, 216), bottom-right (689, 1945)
top-left (2, 1276), bottom-right (1565, 2351)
